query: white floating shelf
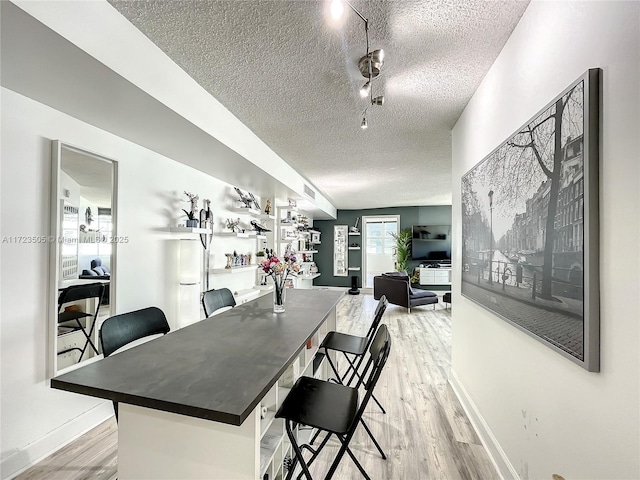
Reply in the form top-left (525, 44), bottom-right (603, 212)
top-left (256, 284), bottom-right (274, 291)
top-left (212, 266), bottom-right (257, 274)
top-left (217, 231), bottom-right (257, 238)
top-left (298, 250), bottom-right (318, 254)
top-left (348, 247), bottom-right (361, 250)
top-left (348, 232), bottom-right (361, 236)
top-left (230, 207), bottom-right (261, 216)
top-left (260, 214), bottom-right (277, 221)
top-left (348, 267), bottom-right (361, 271)
top-left (280, 222), bottom-right (299, 228)
top-left (256, 234), bottom-right (267, 240)
top-left (170, 227), bottom-right (212, 234)
top-left (298, 273), bottom-right (321, 279)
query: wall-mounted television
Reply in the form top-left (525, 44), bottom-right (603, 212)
top-left (411, 225), bottom-right (451, 262)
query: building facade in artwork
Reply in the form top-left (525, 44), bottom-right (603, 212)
top-left (499, 135), bottom-right (584, 262)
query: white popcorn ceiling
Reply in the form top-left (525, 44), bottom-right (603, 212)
top-left (109, 0), bottom-right (529, 209)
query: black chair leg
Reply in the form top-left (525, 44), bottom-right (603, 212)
top-left (285, 420), bottom-right (313, 480)
top-left (295, 431), bottom-right (333, 480)
top-left (325, 434), bottom-right (371, 480)
top-left (360, 418), bottom-right (386, 459)
top-left (75, 318), bottom-right (99, 362)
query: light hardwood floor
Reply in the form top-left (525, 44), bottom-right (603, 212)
top-left (16, 294), bottom-right (499, 480)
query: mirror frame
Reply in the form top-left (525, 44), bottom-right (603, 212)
top-left (49, 140), bottom-right (118, 378)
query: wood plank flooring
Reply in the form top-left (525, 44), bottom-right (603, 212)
top-left (15, 294), bottom-right (499, 480)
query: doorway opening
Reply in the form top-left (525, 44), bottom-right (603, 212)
top-left (362, 215), bottom-right (399, 288)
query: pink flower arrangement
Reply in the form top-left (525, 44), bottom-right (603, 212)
top-left (261, 245), bottom-right (299, 308)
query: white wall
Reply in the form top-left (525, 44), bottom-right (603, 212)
top-left (0, 88), bottom-right (271, 478)
top-left (451, 2), bottom-right (639, 479)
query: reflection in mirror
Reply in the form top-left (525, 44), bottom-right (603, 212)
top-left (50, 142), bottom-right (117, 376)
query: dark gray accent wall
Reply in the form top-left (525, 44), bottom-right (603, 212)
top-left (313, 206), bottom-right (452, 288)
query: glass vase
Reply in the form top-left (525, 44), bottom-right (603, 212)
top-left (273, 275), bottom-right (286, 313)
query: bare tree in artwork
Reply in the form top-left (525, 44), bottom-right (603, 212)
top-left (485, 83), bottom-right (584, 299)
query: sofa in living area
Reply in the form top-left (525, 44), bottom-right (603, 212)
top-left (373, 271), bottom-right (438, 312)
top-left (79, 258), bottom-right (110, 304)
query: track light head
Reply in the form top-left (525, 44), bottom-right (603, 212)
top-left (371, 95), bottom-right (384, 106)
top-left (360, 117), bottom-right (368, 129)
top-left (359, 81), bottom-right (371, 98)
top-left (330, 0), bottom-right (344, 20)
top-left (371, 49), bottom-right (384, 64)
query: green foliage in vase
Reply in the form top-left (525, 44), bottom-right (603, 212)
top-left (389, 228), bottom-right (412, 273)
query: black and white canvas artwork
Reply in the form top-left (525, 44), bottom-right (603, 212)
top-left (461, 69), bottom-right (600, 371)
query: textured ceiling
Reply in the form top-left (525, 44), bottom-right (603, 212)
top-left (109, 0), bottom-right (529, 210)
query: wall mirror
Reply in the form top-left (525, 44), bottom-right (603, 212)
top-left (49, 141), bottom-right (118, 377)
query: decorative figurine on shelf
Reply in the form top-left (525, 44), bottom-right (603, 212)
top-left (350, 217), bottom-right (360, 234)
top-left (199, 198), bottom-right (213, 289)
top-left (288, 198), bottom-right (297, 208)
top-left (248, 192), bottom-right (261, 211)
top-left (251, 220), bottom-right (271, 234)
top-left (234, 187), bottom-right (254, 209)
top-left (264, 199), bottom-right (272, 215)
top-left (225, 253), bottom-right (234, 269)
top-left (225, 218), bottom-right (242, 233)
top-left (183, 191), bottom-right (199, 227)
top-left (85, 207), bottom-right (93, 225)
top-left (199, 199), bottom-right (213, 249)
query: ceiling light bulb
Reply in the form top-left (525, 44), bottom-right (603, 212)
top-left (360, 117), bottom-right (368, 129)
top-left (372, 95), bottom-right (384, 106)
top-left (360, 81), bottom-right (371, 98)
top-left (330, 0), bottom-right (344, 20)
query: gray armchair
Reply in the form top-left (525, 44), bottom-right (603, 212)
top-left (373, 271), bottom-right (438, 312)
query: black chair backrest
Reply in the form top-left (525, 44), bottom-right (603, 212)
top-left (355, 324), bottom-right (391, 415)
top-left (100, 307), bottom-right (170, 357)
top-left (202, 288), bottom-right (236, 317)
top-left (58, 283), bottom-right (105, 312)
top-left (364, 295), bottom-right (388, 346)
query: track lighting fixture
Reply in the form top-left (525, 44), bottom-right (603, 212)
top-left (327, 1), bottom-right (386, 129)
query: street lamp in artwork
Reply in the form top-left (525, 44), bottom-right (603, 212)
top-left (488, 189), bottom-right (494, 285)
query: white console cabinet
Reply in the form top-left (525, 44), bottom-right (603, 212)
top-left (419, 267), bottom-right (452, 285)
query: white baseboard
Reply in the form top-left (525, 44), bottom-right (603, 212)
top-left (1, 402), bottom-right (114, 480)
top-left (448, 370), bottom-right (519, 480)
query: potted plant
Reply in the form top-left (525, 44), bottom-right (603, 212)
top-left (183, 191), bottom-right (199, 227)
top-left (389, 228), bottom-right (412, 273)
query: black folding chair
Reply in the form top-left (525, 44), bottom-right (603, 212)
top-left (321, 295), bottom-right (388, 414)
top-left (57, 282), bottom-right (105, 362)
top-left (202, 288), bottom-right (236, 317)
top-left (276, 324), bottom-right (392, 480)
top-left (99, 306), bottom-right (170, 419)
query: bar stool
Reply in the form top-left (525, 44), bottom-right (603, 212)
top-left (276, 325), bottom-right (391, 480)
top-left (321, 295), bottom-right (388, 413)
top-left (57, 282), bottom-right (106, 362)
top-left (202, 288), bottom-right (236, 317)
top-left (99, 306), bottom-right (170, 420)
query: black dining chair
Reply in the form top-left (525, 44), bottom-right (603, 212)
top-left (57, 282), bottom-right (106, 362)
top-left (276, 324), bottom-right (392, 480)
top-left (202, 288), bottom-right (236, 317)
top-left (320, 295), bottom-right (388, 414)
top-left (99, 306), bottom-right (170, 419)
